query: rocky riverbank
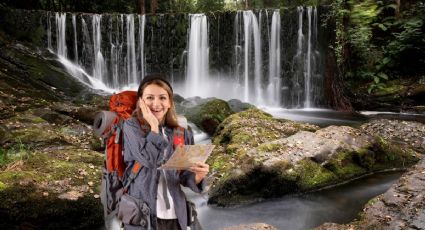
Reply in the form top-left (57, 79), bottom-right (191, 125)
top-left (206, 109), bottom-right (422, 206)
top-left (315, 156), bottom-right (425, 230)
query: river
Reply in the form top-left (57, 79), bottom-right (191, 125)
top-left (187, 109), bottom-right (425, 230)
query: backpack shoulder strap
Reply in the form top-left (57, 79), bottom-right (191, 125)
top-left (173, 126), bottom-right (185, 147)
top-left (123, 161), bottom-right (142, 193)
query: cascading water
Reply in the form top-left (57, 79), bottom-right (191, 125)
top-left (92, 14), bottom-right (106, 83)
top-left (138, 15), bottom-right (146, 80)
top-left (45, 8), bottom-right (324, 107)
top-left (185, 14), bottom-right (209, 97)
top-left (241, 11), bottom-right (262, 104)
top-left (291, 6), bottom-right (321, 108)
top-left (304, 7), bottom-right (313, 108)
top-left (72, 14), bottom-right (78, 63)
top-left (267, 10), bottom-right (281, 106)
top-left (126, 14), bottom-right (137, 85)
top-left (55, 12), bottom-right (67, 57)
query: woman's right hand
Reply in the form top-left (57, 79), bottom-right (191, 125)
top-left (138, 98), bottom-right (159, 133)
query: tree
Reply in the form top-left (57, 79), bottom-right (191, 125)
top-left (151, 0), bottom-right (157, 14)
top-left (137, 0), bottom-right (145, 14)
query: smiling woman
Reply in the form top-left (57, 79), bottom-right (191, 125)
top-left (119, 73), bottom-right (209, 230)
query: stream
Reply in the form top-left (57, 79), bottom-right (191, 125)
top-left (187, 109), bottom-right (425, 230)
top-left (186, 171), bottom-right (402, 230)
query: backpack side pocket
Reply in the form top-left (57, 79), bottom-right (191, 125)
top-left (117, 193), bottom-right (151, 228)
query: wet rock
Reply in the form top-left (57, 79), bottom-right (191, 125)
top-left (185, 98), bottom-right (234, 135)
top-left (222, 223), bottom-right (278, 230)
top-left (227, 99), bottom-right (255, 113)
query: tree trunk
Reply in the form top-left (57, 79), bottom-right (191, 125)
top-left (245, 0), bottom-right (250, 9)
top-left (395, 0), bottom-right (400, 18)
top-left (138, 0), bottom-right (145, 14)
top-left (151, 0), bottom-right (158, 14)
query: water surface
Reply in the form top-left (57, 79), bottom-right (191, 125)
top-left (187, 171), bottom-right (402, 230)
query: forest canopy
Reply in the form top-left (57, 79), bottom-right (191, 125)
top-left (0, 0), bottom-right (332, 14)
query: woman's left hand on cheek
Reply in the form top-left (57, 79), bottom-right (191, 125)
top-left (189, 162), bottom-right (209, 184)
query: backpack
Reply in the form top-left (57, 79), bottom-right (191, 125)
top-left (93, 91), bottom-right (186, 226)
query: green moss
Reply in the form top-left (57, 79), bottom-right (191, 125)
top-left (366, 196), bottom-right (380, 206)
top-left (295, 159), bottom-right (337, 190)
top-left (237, 108), bottom-right (273, 120)
top-left (232, 132), bottom-right (252, 144)
top-left (257, 143), bottom-right (282, 153)
top-left (0, 181), bottom-right (6, 191)
top-left (373, 80), bottom-right (405, 97)
top-left (12, 126), bottom-right (58, 143)
top-left (373, 136), bottom-right (419, 169)
top-left (0, 171), bottom-right (43, 184)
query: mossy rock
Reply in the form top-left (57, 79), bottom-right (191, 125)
top-left (208, 124), bottom-right (420, 206)
top-left (185, 99), bottom-right (234, 135)
top-left (0, 148), bottom-right (104, 229)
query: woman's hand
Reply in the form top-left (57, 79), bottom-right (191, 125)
top-left (189, 162), bottom-right (209, 185)
top-left (138, 98), bottom-right (159, 133)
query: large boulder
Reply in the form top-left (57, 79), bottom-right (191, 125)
top-left (207, 109), bottom-right (420, 206)
top-left (185, 98), bottom-right (235, 135)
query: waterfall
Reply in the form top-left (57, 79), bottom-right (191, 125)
top-left (293, 6), bottom-right (304, 107)
top-left (43, 9), bottom-right (324, 107)
top-left (72, 14), bottom-right (78, 63)
top-left (186, 14), bottom-right (209, 97)
top-left (55, 12), bottom-right (67, 57)
top-left (304, 7), bottom-right (312, 108)
top-left (240, 11), bottom-right (262, 103)
top-left (126, 14), bottom-right (137, 85)
top-left (92, 14), bottom-right (106, 82)
top-left (267, 10), bottom-right (281, 106)
top-left (139, 15), bottom-right (146, 80)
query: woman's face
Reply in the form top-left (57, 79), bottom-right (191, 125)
top-left (141, 84), bottom-right (171, 122)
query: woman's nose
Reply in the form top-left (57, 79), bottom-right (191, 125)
top-left (152, 98), bottom-right (161, 106)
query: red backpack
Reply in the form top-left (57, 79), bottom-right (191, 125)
top-left (94, 90), bottom-right (185, 217)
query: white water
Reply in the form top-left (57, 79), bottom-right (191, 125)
top-left (55, 12), bottom-right (67, 57)
top-left (295, 6), bottom-right (304, 107)
top-left (46, 9), bottom-right (323, 108)
top-left (185, 14), bottom-right (209, 98)
top-left (139, 15), bottom-right (146, 80)
top-left (92, 14), bottom-right (106, 83)
top-left (72, 14), bottom-right (78, 63)
top-left (304, 6), bottom-right (312, 108)
top-left (242, 11), bottom-right (262, 104)
top-left (126, 14), bottom-right (137, 85)
top-left (267, 10), bottom-right (281, 106)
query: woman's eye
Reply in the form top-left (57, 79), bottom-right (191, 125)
top-left (145, 96), bottom-right (153, 100)
top-left (160, 96), bottom-right (167, 100)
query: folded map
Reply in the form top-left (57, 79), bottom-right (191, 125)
top-left (158, 144), bottom-right (215, 170)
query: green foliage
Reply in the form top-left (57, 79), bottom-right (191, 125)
top-left (0, 140), bottom-right (32, 168)
top-left (196, 0), bottom-right (225, 12)
top-left (324, 0), bottom-right (349, 69)
top-left (325, 0), bottom-right (425, 93)
top-left (170, 0), bottom-right (195, 13)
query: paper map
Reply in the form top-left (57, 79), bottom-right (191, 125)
top-left (158, 145), bottom-right (215, 170)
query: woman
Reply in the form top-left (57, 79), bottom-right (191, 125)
top-left (121, 73), bottom-right (209, 230)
